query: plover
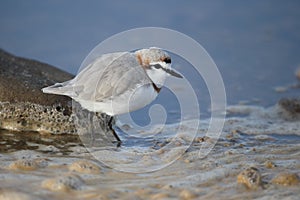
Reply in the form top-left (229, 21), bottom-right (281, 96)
top-left (42, 47), bottom-right (183, 141)
top-left (42, 47), bottom-right (182, 141)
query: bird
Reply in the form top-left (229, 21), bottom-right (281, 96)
top-left (42, 47), bottom-right (183, 141)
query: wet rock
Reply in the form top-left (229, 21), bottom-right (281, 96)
top-left (0, 189), bottom-right (39, 200)
top-left (237, 167), bottom-right (262, 189)
top-left (264, 160), bottom-right (276, 169)
top-left (8, 158), bottom-right (48, 170)
top-left (271, 172), bottom-right (300, 186)
top-left (296, 67), bottom-right (300, 81)
top-left (179, 189), bottom-right (197, 199)
top-left (134, 188), bottom-right (151, 199)
top-left (150, 193), bottom-right (169, 200)
top-left (0, 102), bottom-right (75, 134)
top-left (68, 160), bottom-right (101, 174)
top-left (72, 102), bottom-right (119, 144)
top-left (277, 98), bottom-right (300, 120)
top-left (0, 49), bottom-right (74, 133)
top-left (0, 50), bottom-right (118, 142)
top-left (42, 174), bottom-right (84, 192)
top-left (0, 49), bottom-right (73, 105)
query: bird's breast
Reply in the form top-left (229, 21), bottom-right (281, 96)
top-left (122, 83), bottom-right (158, 113)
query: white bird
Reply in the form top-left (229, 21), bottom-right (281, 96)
top-left (42, 47), bottom-right (182, 116)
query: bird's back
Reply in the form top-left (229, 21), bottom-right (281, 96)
top-left (42, 52), bottom-right (152, 102)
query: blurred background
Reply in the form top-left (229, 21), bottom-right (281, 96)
top-left (1, 0), bottom-right (300, 122)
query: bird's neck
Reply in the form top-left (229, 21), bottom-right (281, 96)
top-left (152, 83), bottom-right (161, 93)
top-left (145, 68), bottom-right (167, 88)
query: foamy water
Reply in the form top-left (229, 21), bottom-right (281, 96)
top-left (1, 104), bottom-right (299, 199)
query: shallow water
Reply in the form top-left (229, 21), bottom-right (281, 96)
top-left (1, 1), bottom-right (300, 107)
top-left (1, 104), bottom-right (300, 199)
top-left (1, 1), bottom-right (300, 199)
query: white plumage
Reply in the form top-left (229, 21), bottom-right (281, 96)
top-left (42, 47), bottom-right (182, 116)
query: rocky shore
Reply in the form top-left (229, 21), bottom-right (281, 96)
top-left (0, 49), bottom-right (299, 199)
top-left (0, 49), bottom-right (117, 142)
top-left (0, 49), bottom-right (75, 134)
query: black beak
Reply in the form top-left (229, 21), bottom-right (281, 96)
top-left (165, 68), bottom-right (183, 78)
top-left (151, 64), bottom-right (183, 78)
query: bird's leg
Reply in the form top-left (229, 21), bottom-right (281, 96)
top-left (108, 115), bottom-right (121, 146)
top-left (88, 111), bottom-right (95, 146)
top-left (108, 116), bottom-right (112, 127)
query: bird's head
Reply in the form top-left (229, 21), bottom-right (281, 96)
top-left (135, 47), bottom-right (183, 87)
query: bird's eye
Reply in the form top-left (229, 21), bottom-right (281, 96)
top-left (163, 57), bottom-right (171, 64)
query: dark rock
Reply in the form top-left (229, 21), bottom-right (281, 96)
top-left (237, 167), bottom-right (263, 189)
top-left (42, 174), bottom-right (85, 191)
top-left (296, 67), bottom-right (300, 81)
top-left (0, 49), bottom-right (118, 144)
top-left (0, 49), bottom-right (73, 106)
top-left (271, 172), bottom-right (300, 186)
top-left (0, 49), bottom-right (76, 134)
top-left (277, 98), bottom-right (300, 120)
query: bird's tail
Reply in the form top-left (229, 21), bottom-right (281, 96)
top-left (42, 81), bottom-right (76, 97)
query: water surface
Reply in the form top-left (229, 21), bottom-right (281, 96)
top-left (0, 1), bottom-right (300, 199)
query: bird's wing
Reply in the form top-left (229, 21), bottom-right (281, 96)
top-left (42, 53), bottom-right (125, 96)
top-left (70, 52), bottom-right (152, 101)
